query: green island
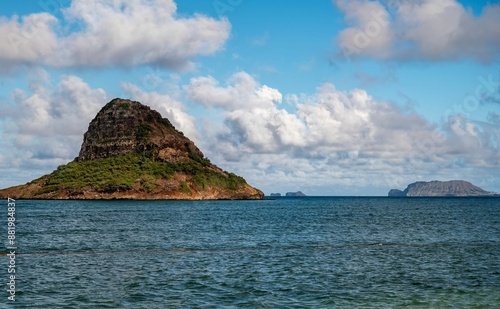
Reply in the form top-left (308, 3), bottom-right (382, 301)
top-left (0, 99), bottom-right (263, 200)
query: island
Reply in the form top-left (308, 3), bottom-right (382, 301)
top-left (0, 99), bottom-right (264, 200)
top-left (269, 193), bottom-right (282, 197)
top-left (388, 180), bottom-right (499, 197)
top-left (285, 191), bottom-right (307, 197)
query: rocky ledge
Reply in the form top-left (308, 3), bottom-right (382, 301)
top-left (0, 98), bottom-right (264, 200)
top-left (388, 180), bottom-right (499, 197)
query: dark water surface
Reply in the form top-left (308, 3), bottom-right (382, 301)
top-left (2, 197), bottom-right (500, 308)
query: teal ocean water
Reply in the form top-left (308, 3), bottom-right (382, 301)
top-left (2, 197), bottom-right (500, 308)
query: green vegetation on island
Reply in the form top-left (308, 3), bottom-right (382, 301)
top-left (34, 151), bottom-right (247, 196)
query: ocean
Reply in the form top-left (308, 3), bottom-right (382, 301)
top-left (2, 197), bottom-right (500, 308)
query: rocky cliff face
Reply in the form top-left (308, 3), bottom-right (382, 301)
top-left (78, 98), bottom-right (203, 162)
top-left (0, 98), bottom-right (264, 200)
top-left (388, 180), bottom-right (496, 197)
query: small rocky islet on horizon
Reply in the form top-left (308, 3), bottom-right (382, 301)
top-left (0, 99), bottom-right (264, 200)
top-left (388, 180), bottom-right (500, 197)
top-left (270, 191), bottom-right (307, 197)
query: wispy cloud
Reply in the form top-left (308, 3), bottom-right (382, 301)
top-left (258, 65), bottom-right (278, 74)
top-left (298, 58), bottom-right (316, 72)
top-left (251, 32), bottom-right (270, 46)
top-left (353, 65), bottom-right (397, 86)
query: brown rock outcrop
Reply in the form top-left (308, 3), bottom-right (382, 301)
top-left (77, 98), bottom-right (203, 161)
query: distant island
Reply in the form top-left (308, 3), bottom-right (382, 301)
top-left (285, 191), bottom-right (307, 197)
top-left (0, 99), bottom-right (264, 200)
top-left (388, 180), bottom-right (499, 197)
top-left (268, 191), bottom-right (307, 197)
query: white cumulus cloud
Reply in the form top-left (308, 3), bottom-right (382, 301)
top-left (186, 71), bottom-right (304, 153)
top-left (0, 0), bottom-right (230, 72)
top-left (0, 71), bottom-right (108, 184)
top-left (0, 13), bottom-right (58, 73)
top-left (186, 71), bottom-right (500, 193)
top-left (335, 0), bottom-right (500, 62)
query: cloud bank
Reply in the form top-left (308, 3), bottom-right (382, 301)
top-left (186, 72), bottom-right (500, 192)
top-left (1, 71), bottom-right (499, 193)
top-left (0, 0), bottom-right (230, 72)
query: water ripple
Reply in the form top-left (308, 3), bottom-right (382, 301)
top-left (2, 197), bottom-right (499, 308)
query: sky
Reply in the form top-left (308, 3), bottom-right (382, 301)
top-left (0, 0), bottom-right (499, 196)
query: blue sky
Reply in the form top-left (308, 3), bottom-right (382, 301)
top-left (0, 0), bottom-right (499, 195)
